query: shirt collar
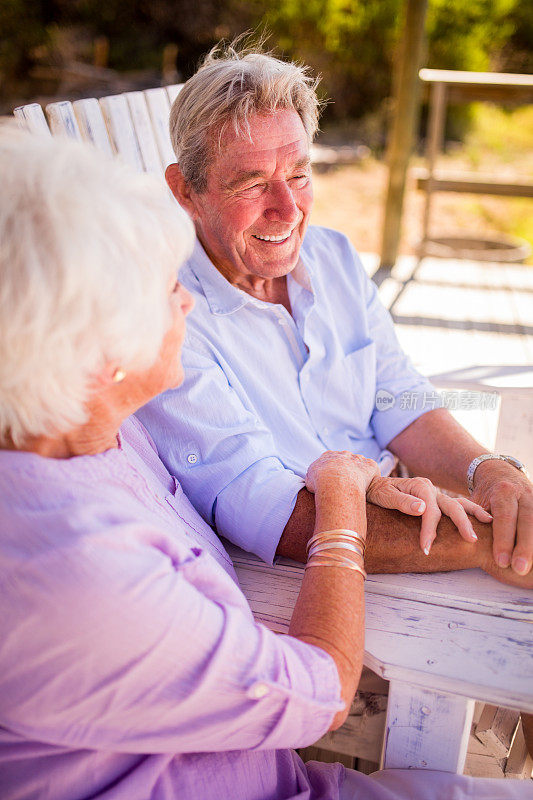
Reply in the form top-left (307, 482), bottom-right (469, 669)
top-left (186, 239), bottom-right (249, 316)
top-left (186, 235), bottom-right (315, 315)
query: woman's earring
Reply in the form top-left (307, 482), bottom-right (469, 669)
top-left (112, 368), bottom-right (127, 383)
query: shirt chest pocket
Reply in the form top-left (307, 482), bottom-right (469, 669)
top-left (319, 341), bottom-right (376, 436)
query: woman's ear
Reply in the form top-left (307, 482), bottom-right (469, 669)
top-left (166, 163), bottom-right (199, 220)
top-left (92, 362), bottom-right (125, 390)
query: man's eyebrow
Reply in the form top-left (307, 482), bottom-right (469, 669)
top-left (224, 157), bottom-right (312, 191)
top-left (225, 170), bottom-right (267, 190)
top-left (293, 156), bottom-right (312, 171)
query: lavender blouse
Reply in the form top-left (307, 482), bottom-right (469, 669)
top-left (0, 416), bottom-right (345, 800)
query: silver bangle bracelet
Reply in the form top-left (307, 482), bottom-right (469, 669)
top-left (308, 541), bottom-right (365, 558)
top-left (305, 555), bottom-right (367, 579)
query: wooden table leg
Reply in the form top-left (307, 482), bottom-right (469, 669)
top-left (382, 680), bottom-right (475, 772)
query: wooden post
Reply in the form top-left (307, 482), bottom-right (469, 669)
top-left (162, 44), bottom-right (179, 86)
top-left (382, 681), bottom-right (475, 773)
top-left (420, 81), bottom-right (446, 250)
top-left (379, 0), bottom-right (428, 271)
top-left (93, 36), bottom-right (109, 69)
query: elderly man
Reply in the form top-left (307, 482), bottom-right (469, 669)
top-left (137, 45), bottom-right (532, 583)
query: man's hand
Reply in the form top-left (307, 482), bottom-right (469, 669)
top-left (471, 459), bottom-right (533, 576)
top-left (367, 476), bottom-right (492, 555)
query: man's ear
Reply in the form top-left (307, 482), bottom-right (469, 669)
top-left (166, 163), bottom-right (199, 219)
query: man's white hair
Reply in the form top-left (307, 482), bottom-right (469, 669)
top-left (0, 124), bottom-right (194, 446)
top-left (170, 42), bottom-right (322, 193)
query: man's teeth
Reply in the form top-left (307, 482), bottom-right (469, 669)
top-left (253, 233), bottom-right (290, 242)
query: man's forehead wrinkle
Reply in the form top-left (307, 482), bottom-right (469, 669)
top-left (221, 149), bottom-right (310, 192)
top-left (221, 138), bottom-right (309, 173)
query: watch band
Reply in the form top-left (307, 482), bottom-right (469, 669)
top-left (467, 453), bottom-right (528, 494)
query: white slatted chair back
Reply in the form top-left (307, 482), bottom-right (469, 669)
top-left (13, 103), bottom-right (51, 136)
top-left (13, 83), bottom-right (184, 179)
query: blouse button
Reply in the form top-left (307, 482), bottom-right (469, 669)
top-left (247, 682), bottom-right (270, 699)
top-left (187, 453), bottom-right (198, 465)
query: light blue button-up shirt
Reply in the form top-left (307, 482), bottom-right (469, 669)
top-left (137, 226), bottom-right (436, 564)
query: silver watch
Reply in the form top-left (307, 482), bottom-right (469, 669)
top-left (467, 453), bottom-right (528, 494)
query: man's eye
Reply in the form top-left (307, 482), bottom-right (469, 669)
top-left (240, 183), bottom-right (265, 198)
top-left (290, 175), bottom-right (310, 188)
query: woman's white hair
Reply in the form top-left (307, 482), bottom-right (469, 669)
top-left (0, 123), bottom-right (194, 446)
top-left (170, 41), bottom-right (322, 193)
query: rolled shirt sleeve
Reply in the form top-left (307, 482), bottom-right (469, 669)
top-left (0, 529), bottom-right (342, 755)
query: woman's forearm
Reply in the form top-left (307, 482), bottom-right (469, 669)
top-left (288, 476), bottom-right (367, 730)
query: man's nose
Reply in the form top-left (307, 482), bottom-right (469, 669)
top-left (264, 181), bottom-right (300, 223)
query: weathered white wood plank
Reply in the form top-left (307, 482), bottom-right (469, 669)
top-left (364, 570), bottom-right (533, 621)
top-left (124, 91), bottom-right (164, 176)
top-left (72, 98), bottom-right (113, 155)
top-left (99, 94), bottom-right (144, 172)
top-left (494, 389), bottom-right (533, 468)
top-left (166, 83), bottom-right (184, 104)
top-left (13, 103), bottom-right (51, 136)
top-left (144, 88), bottom-right (175, 169)
top-left (230, 545), bottom-right (533, 621)
top-left (382, 682), bottom-right (474, 772)
top-left (45, 101), bottom-right (82, 139)
top-left (232, 552), bottom-right (533, 712)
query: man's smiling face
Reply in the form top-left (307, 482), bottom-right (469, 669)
top-left (184, 109), bottom-right (313, 284)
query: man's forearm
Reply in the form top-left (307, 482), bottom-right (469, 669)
top-left (277, 487), bottom-right (531, 588)
top-left (387, 408), bottom-right (485, 495)
top-left (278, 488), bottom-right (484, 569)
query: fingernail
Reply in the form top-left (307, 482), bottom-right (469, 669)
top-left (497, 553), bottom-right (511, 568)
top-left (470, 530), bottom-right (478, 541)
top-left (413, 500), bottom-right (425, 513)
top-left (512, 557), bottom-right (529, 576)
top-left (423, 543), bottom-right (431, 556)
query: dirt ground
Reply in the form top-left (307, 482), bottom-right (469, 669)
top-left (311, 156), bottom-right (533, 259)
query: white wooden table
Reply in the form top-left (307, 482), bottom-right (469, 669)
top-left (230, 545), bottom-right (533, 773)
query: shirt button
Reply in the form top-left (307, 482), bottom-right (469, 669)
top-left (247, 682), bottom-right (270, 699)
top-left (187, 454), bottom-right (198, 465)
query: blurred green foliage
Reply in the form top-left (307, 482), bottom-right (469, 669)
top-left (1, 0), bottom-right (531, 120)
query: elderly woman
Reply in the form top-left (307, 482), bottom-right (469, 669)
top-left (0, 126), bottom-right (528, 800)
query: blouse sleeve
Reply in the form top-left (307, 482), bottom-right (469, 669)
top-left (0, 526), bottom-right (342, 754)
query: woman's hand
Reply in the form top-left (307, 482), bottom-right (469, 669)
top-left (306, 450), bottom-right (380, 495)
top-left (367, 475), bottom-right (493, 555)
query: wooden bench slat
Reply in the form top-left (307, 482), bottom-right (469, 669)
top-left (45, 101), bottom-right (82, 140)
top-left (413, 168), bottom-right (533, 198)
top-left (419, 68), bottom-right (533, 88)
top-left (13, 104), bottom-right (51, 136)
top-left (72, 98), bottom-right (113, 156)
top-left (144, 88), bottom-right (175, 169)
top-left (166, 83), bottom-right (184, 105)
top-left (124, 91), bottom-right (164, 176)
top-left (99, 94), bottom-right (144, 172)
